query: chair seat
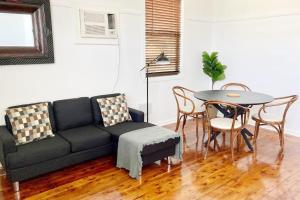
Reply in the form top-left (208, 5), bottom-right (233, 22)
top-left (210, 118), bottom-right (242, 130)
top-left (181, 104), bottom-right (205, 114)
top-left (252, 113), bottom-right (282, 123)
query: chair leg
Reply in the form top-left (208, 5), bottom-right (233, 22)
top-left (182, 115), bottom-right (187, 143)
top-left (195, 115), bottom-right (199, 145)
top-left (205, 129), bottom-right (212, 159)
top-left (230, 131), bottom-right (235, 162)
top-left (253, 121), bottom-right (260, 153)
top-left (201, 117), bottom-right (206, 152)
top-left (237, 134), bottom-right (240, 152)
top-left (222, 131), bottom-right (226, 148)
top-left (202, 115), bottom-right (206, 134)
top-left (279, 125), bottom-right (285, 152)
top-left (175, 112), bottom-right (181, 132)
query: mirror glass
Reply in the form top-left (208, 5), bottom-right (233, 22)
top-left (0, 12), bottom-right (34, 47)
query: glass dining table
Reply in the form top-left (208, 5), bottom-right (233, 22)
top-left (194, 90), bottom-right (274, 151)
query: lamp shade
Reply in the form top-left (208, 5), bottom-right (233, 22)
top-left (155, 52), bottom-right (170, 65)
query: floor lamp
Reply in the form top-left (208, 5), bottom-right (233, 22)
top-left (140, 52), bottom-right (170, 122)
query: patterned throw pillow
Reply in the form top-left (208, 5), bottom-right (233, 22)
top-left (6, 102), bottom-right (55, 145)
top-left (97, 94), bottom-right (132, 127)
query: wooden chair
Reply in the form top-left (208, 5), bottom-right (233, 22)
top-left (252, 95), bottom-right (298, 153)
top-left (221, 82), bottom-right (251, 91)
top-left (172, 86), bottom-right (206, 144)
top-left (203, 101), bottom-right (250, 161)
top-left (221, 82), bottom-right (251, 142)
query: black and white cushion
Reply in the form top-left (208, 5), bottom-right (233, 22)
top-left (6, 102), bottom-right (55, 145)
top-left (97, 94), bottom-right (132, 127)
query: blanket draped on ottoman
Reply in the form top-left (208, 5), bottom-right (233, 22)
top-left (116, 126), bottom-right (182, 179)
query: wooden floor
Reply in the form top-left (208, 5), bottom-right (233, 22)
top-left (1, 120), bottom-right (300, 200)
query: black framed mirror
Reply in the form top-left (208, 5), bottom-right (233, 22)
top-left (0, 0), bottom-right (54, 65)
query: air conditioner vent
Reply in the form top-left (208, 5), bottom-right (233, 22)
top-left (84, 12), bottom-right (105, 24)
top-left (79, 9), bottom-right (118, 39)
top-left (84, 24), bottom-right (105, 36)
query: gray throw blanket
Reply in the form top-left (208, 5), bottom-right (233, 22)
top-left (116, 126), bottom-right (182, 179)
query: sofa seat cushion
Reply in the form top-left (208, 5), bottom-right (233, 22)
top-left (59, 125), bottom-right (111, 152)
top-left (98, 122), bottom-right (155, 143)
top-left (7, 135), bottom-right (70, 169)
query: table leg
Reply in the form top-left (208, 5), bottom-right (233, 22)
top-left (241, 128), bottom-right (254, 151)
top-left (204, 132), bottom-right (220, 147)
top-left (242, 128), bottom-right (253, 137)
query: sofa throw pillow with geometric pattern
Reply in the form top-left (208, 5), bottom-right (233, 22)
top-left (97, 94), bottom-right (132, 127)
top-left (6, 102), bottom-right (55, 145)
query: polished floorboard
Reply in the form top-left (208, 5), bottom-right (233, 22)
top-left (1, 120), bottom-right (300, 200)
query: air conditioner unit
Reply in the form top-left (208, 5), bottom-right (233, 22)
top-left (79, 9), bottom-right (118, 39)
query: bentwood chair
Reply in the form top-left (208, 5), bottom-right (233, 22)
top-left (203, 101), bottom-right (250, 161)
top-left (220, 82), bottom-right (251, 144)
top-left (221, 82), bottom-right (251, 92)
top-left (172, 86), bottom-right (206, 144)
top-left (252, 95), bottom-right (298, 153)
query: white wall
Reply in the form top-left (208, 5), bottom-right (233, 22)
top-left (212, 0), bottom-right (300, 135)
top-left (0, 0), bottom-right (213, 126)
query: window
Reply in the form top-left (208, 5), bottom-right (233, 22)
top-left (145, 0), bottom-right (181, 76)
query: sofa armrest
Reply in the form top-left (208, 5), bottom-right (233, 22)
top-left (0, 126), bottom-right (17, 168)
top-left (129, 108), bottom-right (144, 122)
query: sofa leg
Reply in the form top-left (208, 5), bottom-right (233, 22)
top-left (13, 182), bottom-right (19, 192)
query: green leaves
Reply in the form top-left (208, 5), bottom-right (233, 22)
top-left (202, 51), bottom-right (227, 83)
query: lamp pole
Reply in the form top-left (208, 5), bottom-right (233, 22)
top-left (140, 52), bottom-right (170, 123)
top-left (146, 63), bottom-right (149, 123)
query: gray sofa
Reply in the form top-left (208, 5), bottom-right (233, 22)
top-left (0, 94), bottom-right (179, 192)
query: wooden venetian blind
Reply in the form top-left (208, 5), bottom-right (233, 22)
top-left (146, 0), bottom-right (181, 76)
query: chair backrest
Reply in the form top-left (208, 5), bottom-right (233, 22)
top-left (172, 86), bottom-right (196, 114)
top-left (204, 100), bottom-right (250, 131)
top-left (259, 95), bottom-right (298, 123)
top-left (221, 83), bottom-right (251, 92)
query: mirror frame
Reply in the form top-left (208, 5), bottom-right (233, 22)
top-left (0, 0), bottom-right (54, 65)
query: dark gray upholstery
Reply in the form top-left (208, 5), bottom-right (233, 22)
top-left (5, 102), bottom-right (57, 133)
top-left (7, 135), bottom-right (70, 169)
top-left (97, 122), bottom-right (155, 143)
top-left (90, 93), bottom-right (120, 125)
top-left (142, 146), bottom-right (176, 166)
top-left (7, 144), bottom-right (113, 182)
top-left (53, 97), bottom-right (93, 131)
top-left (142, 138), bottom-right (180, 155)
top-left (0, 127), bottom-right (17, 168)
top-left (59, 125), bottom-right (111, 152)
top-left (129, 108), bottom-right (144, 123)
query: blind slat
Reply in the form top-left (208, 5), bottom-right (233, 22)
top-left (145, 0), bottom-right (181, 76)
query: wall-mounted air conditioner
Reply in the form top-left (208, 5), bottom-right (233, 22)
top-left (79, 9), bottom-right (118, 39)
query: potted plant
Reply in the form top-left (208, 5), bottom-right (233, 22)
top-left (202, 51), bottom-right (227, 90)
top-left (202, 51), bottom-right (227, 118)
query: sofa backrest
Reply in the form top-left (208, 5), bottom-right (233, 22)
top-left (53, 97), bottom-right (93, 131)
top-left (90, 93), bottom-right (120, 126)
top-left (4, 102), bottom-right (57, 133)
